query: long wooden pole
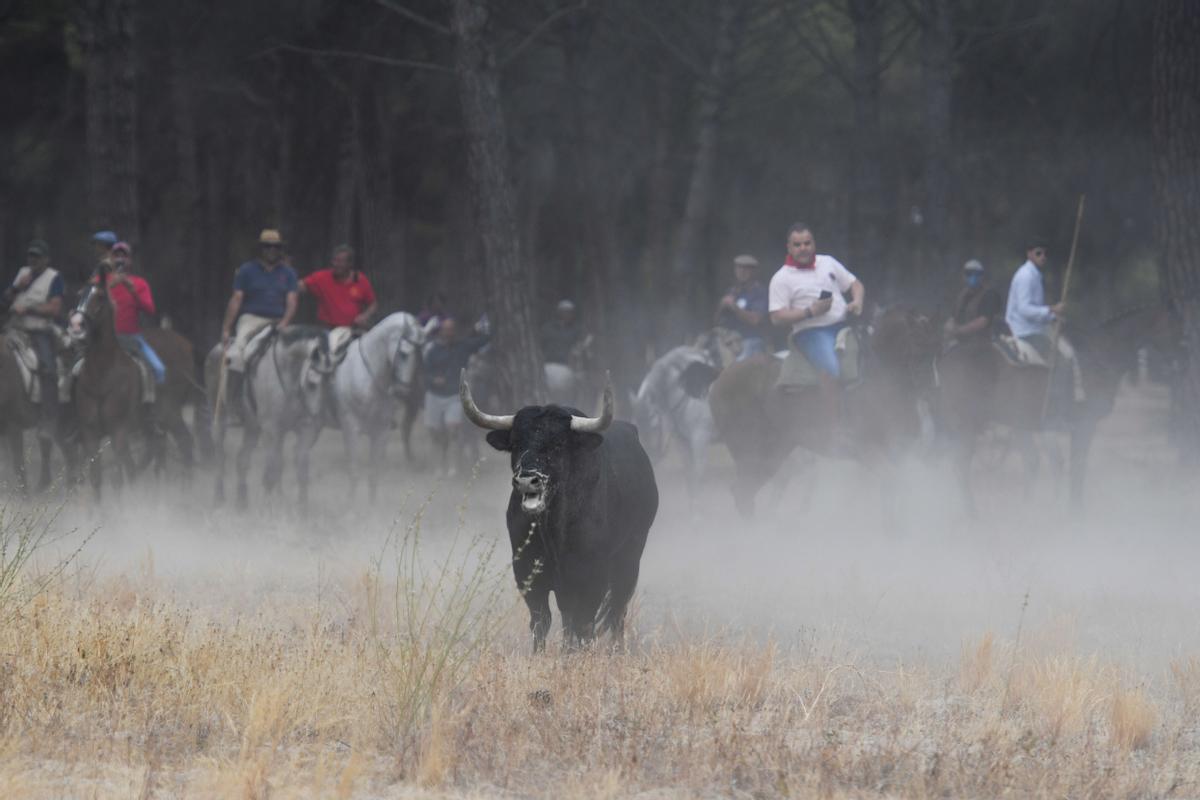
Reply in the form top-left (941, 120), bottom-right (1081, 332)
top-left (1041, 194), bottom-right (1086, 421)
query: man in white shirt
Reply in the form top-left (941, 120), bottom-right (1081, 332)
top-left (1004, 238), bottom-right (1082, 408)
top-left (768, 222), bottom-right (865, 448)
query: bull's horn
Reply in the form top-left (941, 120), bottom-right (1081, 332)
top-left (570, 374), bottom-right (614, 433)
top-left (459, 369), bottom-right (514, 430)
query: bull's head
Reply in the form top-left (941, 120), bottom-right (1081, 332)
top-left (460, 369), bottom-right (613, 515)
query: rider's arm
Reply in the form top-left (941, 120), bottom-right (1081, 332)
top-left (956, 315), bottom-right (990, 336)
top-left (847, 279), bottom-right (865, 314)
top-left (134, 278), bottom-right (156, 316)
top-left (221, 291), bottom-right (244, 342)
top-left (1012, 270), bottom-right (1054, 324)
top-left (23, 295), bottom-right (63, 319)
top-left (771, 306), bottom-right (819, 326)
top-left (278, 291), bottom-right (298, 329)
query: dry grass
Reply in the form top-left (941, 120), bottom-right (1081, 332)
top-left (1, 498), bottom-right (1199, 798)
top-left (2, 565), bottom-right (1198, 799)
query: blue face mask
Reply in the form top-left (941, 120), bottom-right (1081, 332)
top-left (965, 273), bottom-right (982, 288)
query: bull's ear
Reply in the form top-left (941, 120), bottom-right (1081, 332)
top-left (485, 430), bottom-right (512, 451)
top-left (571, 432), bottom-right (604, 451)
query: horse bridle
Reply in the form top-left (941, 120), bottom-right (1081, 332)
top-left (357, 327), bottom-right (421, 399)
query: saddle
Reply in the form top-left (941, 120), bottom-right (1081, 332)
top-left (774, 327), bottom-right (861, 391)
top-left (4, 328), bottom-right (72, 404)
top-left (993, 334), bottom-right (1047, 368)
top-left (70, 352), bottom-right (156, 404)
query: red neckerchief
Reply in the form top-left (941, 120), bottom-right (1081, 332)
top-left (785, 254), bottom-right (816, 270)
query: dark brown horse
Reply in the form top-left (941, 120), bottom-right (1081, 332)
top-left (936, 304), bottom-right (1174, 510)
top-left (70, 269), bottom-right (141, 496)
top-left (708, 307), bottom-right (939, 516)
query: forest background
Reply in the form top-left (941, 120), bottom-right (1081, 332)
top-left (2, 0), bottom-right (1197, 450)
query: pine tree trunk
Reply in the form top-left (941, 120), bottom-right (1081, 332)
top-left (451, 0), bottom-right (545, 405)
top-left (848, 0), bottom-right (886, 294)
top-left (84, 0), bottom-right (140, 246)
top-left (668, 0), bottom-right (741, 345)
top-left (1152, 0), bottom-right (1200, 461)
top-left (918, 0), bottom-right (953, 296)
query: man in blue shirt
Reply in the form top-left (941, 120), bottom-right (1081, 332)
top-left (220, 229), bottom-right (298, 386)
top-left (716, 254), bottom-right (769, 360)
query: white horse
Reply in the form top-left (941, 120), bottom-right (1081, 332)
top-left (329, 312), bottom-right (426, 500)
top-left (631, 345), bottom-right (719, 490)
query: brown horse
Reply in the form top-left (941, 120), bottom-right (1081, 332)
top-left (935, 303), bottom-right (1174, 510)
top-left (139, 326), bottom-right (198, 474)
top-left (708, 307), bottom-right (938, 516)
top-left (70, 270), bottom-right (141, 496)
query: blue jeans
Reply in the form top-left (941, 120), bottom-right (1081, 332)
top-left (792, 323), bottom-right (842, 378)
top-left (119, 334), bottom-right (166, 384)
top-left (738, 336), bottom-right (766, 361)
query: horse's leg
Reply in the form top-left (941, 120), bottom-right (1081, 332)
top-left (212, 403), bottom-right (227, 505)
top-left (1069, 420), bottom-right (1096, 510)
top-left (167, 407), bottom-right (194, 472)
top-left (83, 429), bottom-right (103, 501)
top-left (367, 427), bottom-right (386, 503)
top-left (401, 397), bottom-right (419, 464)
top-left (1015, 431), bottom-right (1039, 499)
top-left (341, 414), bottom-right (362, 500)
top-left (113, 424), bottom-right (137, 491)
top-left (261, 421), bottom-right (285, 496)
top-left (236, 419), bottom-right (259, 510)
top-left (6, 427), bottom-right (27, 496)
top-left (294, 422), bottom-right (321, 509)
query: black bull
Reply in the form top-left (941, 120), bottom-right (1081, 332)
top-left (460, 371), bottom-right (658, 652)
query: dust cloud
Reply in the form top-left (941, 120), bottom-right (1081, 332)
top-left (17, 377), bottom-right (1198, 673)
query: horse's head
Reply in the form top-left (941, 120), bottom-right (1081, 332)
top-left (68, 265), bottom-right (113, 344)
top-left (384, 313), bottom-right (425, 400)
top-left (871, 306), bottom-right (940, 369)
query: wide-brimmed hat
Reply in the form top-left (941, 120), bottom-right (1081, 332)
top-left (963, 258), bottom-right (984, 272)
top-left (26, 239), bottom-right (49, 257)
top-left (733, 254), bottom-right (759, 268)
top-left (259, 229), bottom-right (284, 246)
top-left (111, 241), bottom-right (131, 255)
top-left (92, 230), bottom-right (118, 246)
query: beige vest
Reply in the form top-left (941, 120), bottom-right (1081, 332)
top-left (11, 267), bottom-right (61, 332)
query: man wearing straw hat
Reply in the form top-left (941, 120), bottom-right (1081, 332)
top-left (219, 228), bottom-right (299, 403)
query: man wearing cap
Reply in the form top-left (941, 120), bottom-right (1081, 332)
top-left (104, 242), bottom-right (165, 384)
top-left (4, 240), bottom-right (65, 435)
top-left (423, 317), bottom-right (491, 477)
top-left (717, 254), bottom-right (769, 360)
top-left (220, 229), bottom-right (299, 396)
top-left (540, 299), bottom-right (583, 367)
top-left (944, 259), bottom-right (1003, 348)
top-left (92, 231), bottom-right (118, 266)
top-left (299, 244), bottom-right (377, 361)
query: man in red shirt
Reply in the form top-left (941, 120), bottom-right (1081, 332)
top-left (104, 241), bottom-right (165, 383)
top-left (300, 244), bottom-right (378, 360)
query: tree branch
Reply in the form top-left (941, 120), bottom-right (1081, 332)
top-left (627, 4), bottom-right (709, 81)
top-left (500, 0), bottom-right (591, 69)
top-left (372, 0), bottom-right (452, 36)
top-left (265, 43), bottom-right (453, 74)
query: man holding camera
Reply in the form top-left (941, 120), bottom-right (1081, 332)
top-left (767, 222), bottom-right (865, 452)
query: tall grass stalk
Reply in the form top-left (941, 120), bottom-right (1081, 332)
top-left (0, 501), bottom-right (92, 621)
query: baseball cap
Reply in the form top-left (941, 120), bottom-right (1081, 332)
top-left (92, 230), bottom-right (118, 246)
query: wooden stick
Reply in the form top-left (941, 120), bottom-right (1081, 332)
top-left (1041, 194), bottom-right (1086, 422)
top-left (211, 347), bottom-right (229, 439)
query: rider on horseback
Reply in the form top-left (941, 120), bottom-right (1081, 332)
top-left (716, 254), bottom-right (769, 361)
top-left (103, 241), bottom-right (165, 385)
top-left (219, 228), bottom-right (299, 406)
top-left (944, 259), bottom-right (1003, 348)
top-left (1004, 237), bottom-right (1083, 413)
top-left (3, 239), bottom-right (64, 438)
top-left (767, 222), bottom-right (865, 451)
top-left (299, 244), bottom-right (377, 365)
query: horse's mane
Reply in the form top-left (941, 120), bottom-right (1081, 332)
top-left (278, 324), bottom-right (328, 346)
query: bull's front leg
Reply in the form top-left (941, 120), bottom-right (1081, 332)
top-left (512, 537), bottom-right (552, 652)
